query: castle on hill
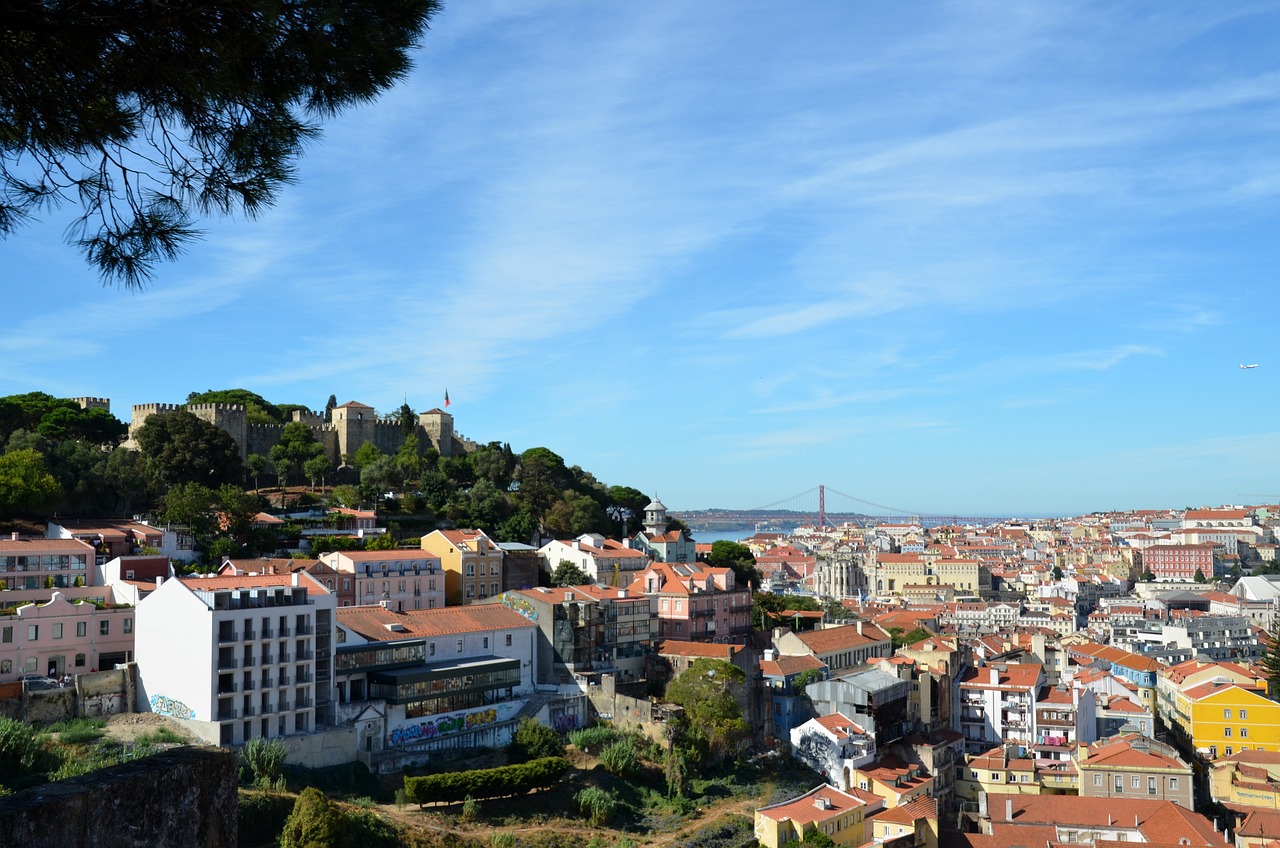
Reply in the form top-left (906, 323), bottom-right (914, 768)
top-left (125, 400), bottom-right (476, 464)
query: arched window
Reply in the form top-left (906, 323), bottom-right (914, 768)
top-left (0, 660), bottom-right (10, 674)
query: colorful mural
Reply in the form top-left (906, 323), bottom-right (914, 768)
top-left (386, 701), bottom-right (522, 747)
top-left (501, 593), bottom-right (538, 621)
top-left (150, 693), bottom-right (196, 719)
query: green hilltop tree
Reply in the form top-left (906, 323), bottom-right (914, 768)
top-left (0, 449), bottom-right (61, 519)
top-left (1, 1), bottom-right (441, 286)
top-left (136, 410), bottom-right (244, 487)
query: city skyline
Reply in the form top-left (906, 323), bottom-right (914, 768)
top-left (4, 2), bottom-right (1280, 516)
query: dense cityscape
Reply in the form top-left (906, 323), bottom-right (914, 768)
top-left (2, 394), bottom-right (1279, 847)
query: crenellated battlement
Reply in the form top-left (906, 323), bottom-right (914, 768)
top-left (128, 396), bottom-right (473, 465)
top-left (74, 397), bottom-right (110, 411)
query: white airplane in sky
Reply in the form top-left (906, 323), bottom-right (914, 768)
top-left (1240, 363), bottom-right (1260, 369)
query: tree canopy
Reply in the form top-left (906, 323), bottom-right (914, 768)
top-left (136, 410), bottom-right (244, 487)
top-left (1, 0), bottom-right (440, 287)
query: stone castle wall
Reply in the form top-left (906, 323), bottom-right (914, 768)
top-left (128, 400), bottom-right (472, 468)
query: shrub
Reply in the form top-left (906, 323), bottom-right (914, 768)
top-left (238, 790), bottom-right (295, 847)
top-left (598, 739), bottom-right (638, 777)
top-left (568, 726), bottom-right (620, 755)
top-left (280, 786), bottom-right (347, 848)
top-left (243, 736), bottom-right (287, 788)
top-left (461, 794), bottom-right (480, 822)
top-left (0, 717), bottom-right (42, 783)
top-left (493, 832), bottom-right (517, 848)
top-left (674, 816), bottom-right (756, 848)
top-left (345, 806), bottom-right (401, 848)
top-left (136, 726), bottom-right (187, 746)
top-left (575, 787), bottom-right (617, 826)
top-left (402, 757), bottom-right (570, 806)
top-left (508, 718), bottom-right (564, 764)
top-left (46, 718), bottom-right (105, 744)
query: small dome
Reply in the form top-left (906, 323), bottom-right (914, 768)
top-left (645, 497), bottom-right (666, 512)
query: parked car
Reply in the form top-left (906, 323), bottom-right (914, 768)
top-left (18, 675), bottom-right (59, 691)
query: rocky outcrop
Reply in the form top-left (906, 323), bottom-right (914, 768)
top-left (0, 747), bottom-right (237, 847)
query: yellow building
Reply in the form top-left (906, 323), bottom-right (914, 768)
top-left (1179, 682), bottom-right (1280, 758)
top-left (866, 796), bottom-right (939, 848)
top-left (1209, 750), bottom-right (1280, 811)
top-left (755, 784), bottom-right (879, 848)
top-left (956, 744), bottom-right (1041, 803)
top-left (420, 528), bottom-right (504, 605)
top-left (853, 757), bottom-right (933, 808)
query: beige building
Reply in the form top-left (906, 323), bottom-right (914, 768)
top-left (1076, 734), bottom-right (1193, 807)
top-left (421, 529), bottom-right (504, 605)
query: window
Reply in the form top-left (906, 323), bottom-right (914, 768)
top-left (1094, 774), bottom-right (1103, 786)
top-left (75, 653), bottom-right (85, 667)
top-left (27, 624), bottom-right (38, 641)
top-left (428, 642), bottom-right (436, 657)
top-left (505, 634), bottom-right (513, 647)
top-left (1209, 746), bottom-right (1218, 758)
top-left (1132, 775), bottom-right (1140, 788)
top-left (1149, 777), bottom-right (1156, 795)
top-left (1225, 727), bottom-right (1232, 737)
top-left (2, 626), bottom-right (11, 643)
top-left (1225, 708), bottom-right (1233, 719)
top-left (0, 660), bottom-right (8, 674)
top-left (1169, 777), bottom-right (1179, 790)
top-left (24, 657), bottom-right (37, 672)
top-left (1114, 775), bottom-right (1123, 791)
top-left (1226, 746), bottom-right (1234, 756)
top-left (100, 620), bottom-right (110, 636)
top-left (53, 623), bottom-right (63, 639)
top-left (466, 564), bottom-right (475, 576)
top-left (456, 639), bottom-right (463, 653)
top-left (123, 618), bottom-right (133, 634)
top-left (1020, 773), bottom-right (1029, 783)
top-left (1240, 709), bottom-right (1248, 720)
top-left (483, 637), bottom-right (489, 650)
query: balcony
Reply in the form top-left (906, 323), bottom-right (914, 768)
top-left (218, 630), bottom-right (240, 643)
top-left (279, 652), bottom-right (292, 663)
top-left (295, 672), bottom-right (313, 684)
top-left (296, 697), bottom-right (313, 709)
top-left (279, 626), bottom-right (292, 637)
top-left (278, 675), bottom-right (291, 686)
top-left (296, 624), bottom-right (313, 635)
top-left (260, 653), bottom-right (275, 665)
top-left (261, 627), bottom-right (275, 639)
top-left (278, 700), bottom-right (293, 712)
top-left (296, 650), bottom-right (313, 661)
top-left (217, 683), bottom-right (238, 695)
top-left (217, 658), bottom-right (239, 670)
top-left (243, 706), bottom-right (258, 717)
top-left (243, 629), bottom-right (256, 641)
top-left (260, 677), bottom-right (274, 688)
top-left (217, 709), bottom-right (239, 721)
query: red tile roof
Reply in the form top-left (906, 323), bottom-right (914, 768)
top-left (336, 603), bottom-right (533, 641)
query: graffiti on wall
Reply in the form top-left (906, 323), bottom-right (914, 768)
top-left (150, 693), bottom-right (196, 720)
top-left (386, 701), bottom-right (522, 748)
top-left (81, 692), bottom-right (125, 718)
top-left (551, 713), bottom-right (579, 732)
top-left (501, 593), bottom-right (538, 621)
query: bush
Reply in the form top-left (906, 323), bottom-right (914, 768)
top-left (243, 736), bottom-right (287, 788)
top-left (238, 790), bottom-right (295, 847)
top-left (0, 717), bottom-right (42, 783)
top-left (568, 726), bottom-right (621, 755)
top-left (461, 794), bottom-right (480, 822)
top-left (575, 787), bottom-right (617, 826)
top-left (598, 739), bottom-right (639, 777)
top-left (280, 787), bottom-right (347, 848)
top-left (47, 718), bottom-right (105, 744)
top-left (508, 718), bottom-right (565, 764)
top-left (673, 816), bottom-right (757, 848)
top-left (345, 807), bottom-right (401, 848)
top-left (403, 757), bottom-right (570, 806)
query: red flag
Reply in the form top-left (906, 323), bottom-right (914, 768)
top-left (444, 388), bottom-right (450, 408)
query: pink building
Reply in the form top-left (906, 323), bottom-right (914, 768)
top-left (319, 550), bottom-right (444, 611)
top-left (1144, 543), bottom-right (1216, 581)
top-left (629, 562), bottom-right (751, 644)
top-left (0, 535), bottom-right (96, 590)
top-left (0, 591), bottom-right (135, 680)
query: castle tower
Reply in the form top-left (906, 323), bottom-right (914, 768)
top-left (418, 408), bottom-right (456, 456)
top-left (643, 496), bottom-right (669, 536)
top-left (331, 401), bottom-right (376, 460)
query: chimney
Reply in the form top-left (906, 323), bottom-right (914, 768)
top-left (565, 591), bottom-right (575, 602)
top-left (617, 589), bottom-right (628, 599)
top-left (155, 576), bottom-right (164, 587)
top-left (990, 667), bottom-right (999, 685)
top-left (9, 532), bottom-right (17, 541)
top-left (764, 648), bottom-right (777, 662)
top-left (855, 620), bottom-right (864, 635)
top-left (1006, 799), bottom-right (1012, 822)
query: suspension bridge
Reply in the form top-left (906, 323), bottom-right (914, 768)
top-left (670, 485), bottom-right (1004, 533)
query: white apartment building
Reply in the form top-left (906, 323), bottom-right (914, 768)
top-left (537, 534), bottom-right (651, 584)
top-left (958, 663), bottom-right (1045, 753)
top-left (319, 550), bottom-right (445, 611)
top-left (134, 572), bottom-right (336, 746)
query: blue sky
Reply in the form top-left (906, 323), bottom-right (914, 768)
top-left (4, 2), bottom-right (1280, 517)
